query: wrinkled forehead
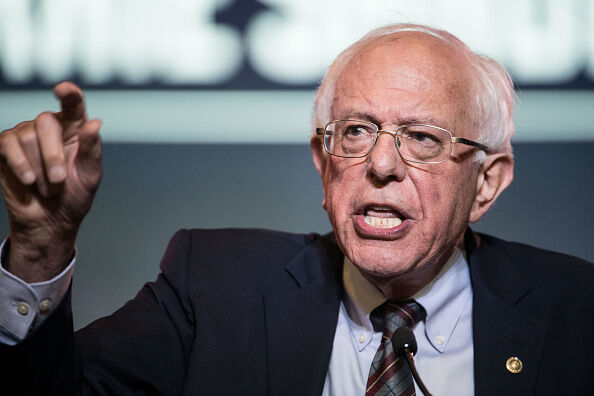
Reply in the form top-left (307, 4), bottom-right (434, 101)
top-left (333, 32), bottom-right (475, 120)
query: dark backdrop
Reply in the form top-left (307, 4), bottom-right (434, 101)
top-left (0, 142), bottom-right (592, 329)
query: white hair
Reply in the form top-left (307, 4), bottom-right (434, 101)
top-left (312, 23), bottom-right (517, 162)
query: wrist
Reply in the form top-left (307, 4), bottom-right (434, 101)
top-left (5, 231), bottom-right (76, 283)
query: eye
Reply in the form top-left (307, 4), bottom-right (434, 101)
top-left (344, 125), bottom-right (370, 137)
top-left (340, 122), bottom-right (375, 141)
top-left (401, 127), bottom-right (441, 145)
top-left (410, 131), bottom-right (435, 142)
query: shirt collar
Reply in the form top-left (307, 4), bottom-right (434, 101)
top-left (341, 247), bottom-right (472, 353)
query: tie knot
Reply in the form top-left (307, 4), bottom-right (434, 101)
top-left (371, 300), bottom-right (426, 334)
top-left (367, 300), bottom-right (425, 395)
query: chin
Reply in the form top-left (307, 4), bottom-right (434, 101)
top-left (343, 240), bottom-right (420, 278)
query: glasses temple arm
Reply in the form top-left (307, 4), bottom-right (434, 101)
top-left (451, 137), bottom-right (490, 153)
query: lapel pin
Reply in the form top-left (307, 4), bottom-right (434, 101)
top-left (506, 357), bottom-right (523, 373)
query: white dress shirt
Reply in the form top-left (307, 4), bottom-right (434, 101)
top-left (323, 249), bottom-right (474, 396)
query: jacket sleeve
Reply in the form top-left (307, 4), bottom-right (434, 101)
top-left (0, 229), bottom-right (196, 395)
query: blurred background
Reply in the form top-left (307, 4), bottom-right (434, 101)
top-left (0, 0), bottom-right (593, 329)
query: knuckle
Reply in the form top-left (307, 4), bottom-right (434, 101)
top-left (34, 111), bottom-right (55, 127)
top-left (36, 111), bottom-right (54, 120)
top-left (1, 121), bottom-right (30, 139)
top-left (0, 131), bottom-right (14, 153)
top-left (0, 130), bottom-right (13, 147)
top-left (10, 121), bottom-right (33, 133)
top-left (18, 129), bottom-right (37, 145)
top-left (13, 120), bottom-right (33, 131)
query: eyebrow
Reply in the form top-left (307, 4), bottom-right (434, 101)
top-left (336, 112), bottom-right (451, 131)
top-left (337, 112), bottom-right (380, 124)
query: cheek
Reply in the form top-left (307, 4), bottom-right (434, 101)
top-left (412, 173), bottom-right (442, 213)
top-left (321, 163), bottom-right (344, 215)
top-left (322, 161), bottom-right (358, 223)
top-left (429, 183), bottom-right (442, 203)
top-left (322, 159), bottom-right (350, 196)
top-left (415, 170), bottom-right (465, 225)
top-left (431, 170), bottom-right (477, 227)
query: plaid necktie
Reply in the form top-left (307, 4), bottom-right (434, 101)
top-left (366, 300), bottom-right (426, 396)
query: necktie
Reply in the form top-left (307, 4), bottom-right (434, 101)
top-left (366, 300), bottom-right (426, 396)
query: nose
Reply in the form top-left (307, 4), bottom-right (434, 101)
top-left (366, 131), bottom-right (407, 184)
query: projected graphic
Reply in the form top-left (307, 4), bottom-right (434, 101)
top-left (1, 0), bottom-right (594, 143)
top-left (2, 0), bottom-right (594, 89)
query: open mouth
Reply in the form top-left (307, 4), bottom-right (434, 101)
top-left (362, 205), bottom-right (405, 228)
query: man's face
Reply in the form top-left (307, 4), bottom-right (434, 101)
top-left (312, 35), bottom-right (485, 294)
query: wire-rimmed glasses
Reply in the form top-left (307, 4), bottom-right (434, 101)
top-left (315, 119), bottom-right (489, 164)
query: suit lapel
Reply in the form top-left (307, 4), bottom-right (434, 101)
top-left (264, 234), bottom-right (343, 396)
top-left (261, 229), bottom-right (551, 395)
top-left (467, 231), bottom-right (547, 395)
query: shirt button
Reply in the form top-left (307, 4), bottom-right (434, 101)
top-left (435, 335), bottom-right (445, 345)
top-left (17, 302), bottom-right (30, 315)
top-left (358, 334), bottom-right (367, 343)
top-left (39, 298), bottom-right (53, 314)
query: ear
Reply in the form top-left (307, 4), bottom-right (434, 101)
top-left (469, 153), bottom-right (514, 223)
top-left (310, 134), bottom-right (330, 210)
top-left (310, 134), bottom-right (327, 175)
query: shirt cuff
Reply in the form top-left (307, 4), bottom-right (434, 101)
top-left (0, 238), bottom-right (75, 345)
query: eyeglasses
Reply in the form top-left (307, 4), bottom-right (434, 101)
top-left (315, 120), bottom-right (490, 164)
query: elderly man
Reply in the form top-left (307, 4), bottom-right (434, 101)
top-left (0, 23), bottom-right (592, 395)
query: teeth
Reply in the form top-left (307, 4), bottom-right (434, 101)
top-left (364, 216), bottom-right (402, 228)
top-left (369, 205), bottom-right (391, 211)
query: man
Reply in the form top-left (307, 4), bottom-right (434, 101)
top-left (0, 23), bottom-right (593, 395)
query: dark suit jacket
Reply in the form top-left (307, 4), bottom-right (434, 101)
top-left (2, 228), bottom-right (593, 395)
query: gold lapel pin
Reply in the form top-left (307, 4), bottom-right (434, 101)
top-left (506, 357), bottom-right (523, 373)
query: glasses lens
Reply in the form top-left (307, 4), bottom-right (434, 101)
top-left (398, 125), bottom-right (451, 162)
top-left (325, 120), bottom-right (377, 157)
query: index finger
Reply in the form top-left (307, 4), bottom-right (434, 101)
top-left (53, 81), bottom-right (87, 122)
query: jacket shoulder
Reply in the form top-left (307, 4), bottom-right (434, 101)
top-left (477, 232), bottom-right (594, 298)
top-left (159, 228), bottom-right (333, 295)
top-left (479, 233), bottom-right (593, 271)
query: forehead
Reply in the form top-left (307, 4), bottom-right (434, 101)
top-left (331, 33), bottom-right (473, 130)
